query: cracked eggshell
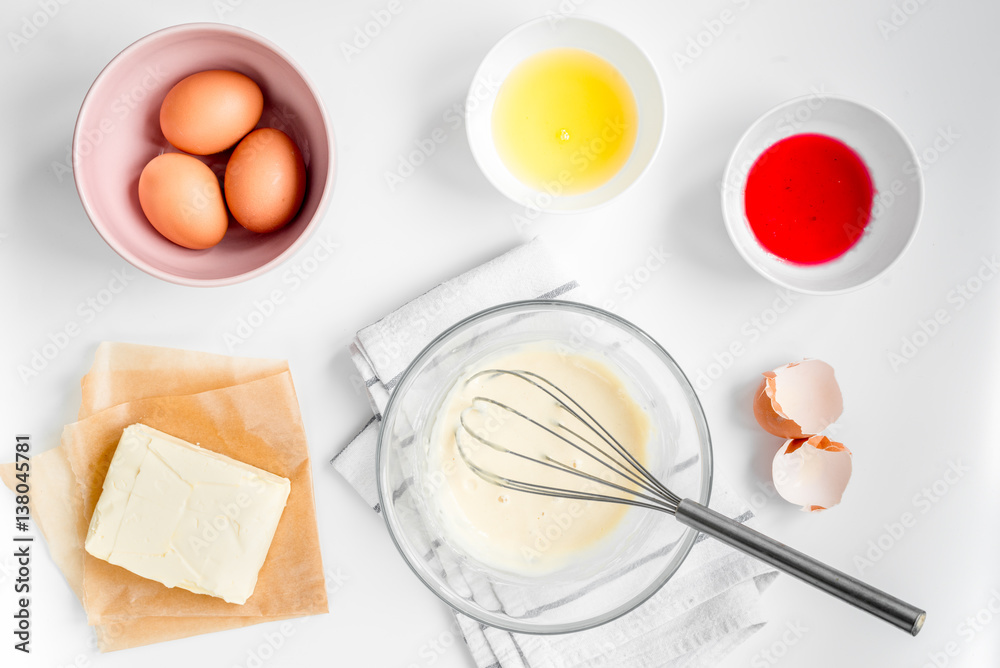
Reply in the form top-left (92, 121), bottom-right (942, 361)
top-left (753, 359), bottom-right (843, 438)
top-left (772, 435), bottom-right (852, 512)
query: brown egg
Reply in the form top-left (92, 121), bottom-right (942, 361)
top-left (138, 153), bottom-right (229, 249)
top-left (159, 70), bottom-right (263, 155)
top-left (224, 128), bottom-right (307, 233)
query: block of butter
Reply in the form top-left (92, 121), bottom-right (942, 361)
top-left (85, 424), bottom-right (291, 605)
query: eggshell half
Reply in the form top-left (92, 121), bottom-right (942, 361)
top-left (753, 359), bottom-right (843, 438)
top-left (772, 435), bottom-right (852, 512)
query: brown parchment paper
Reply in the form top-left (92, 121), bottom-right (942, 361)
top-left (92, 613), bottom-right (299, 651)
top-left (79, 342), bottom-right (290, 419)
top-left (1, 343), bottom-right (328, 651)
top-left (69, 372), bottom-right (327, 621)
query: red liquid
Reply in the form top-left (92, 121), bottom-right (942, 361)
top-left (744, 133), bottom-right (874, 265)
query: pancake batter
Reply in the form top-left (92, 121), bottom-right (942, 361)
top-left (427, 345), bottom-right (650, 574)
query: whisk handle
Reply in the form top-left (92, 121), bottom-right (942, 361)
top-left (675, 499), bottom-right (926, 636)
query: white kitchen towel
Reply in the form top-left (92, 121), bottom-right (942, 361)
top-left (331, 237), bottom-right (778, 667)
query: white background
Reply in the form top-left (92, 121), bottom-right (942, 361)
top-left (2, 0), bottom-right (999, 667)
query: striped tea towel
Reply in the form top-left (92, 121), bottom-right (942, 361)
top-left (331, 236), bottom-right (778, 667)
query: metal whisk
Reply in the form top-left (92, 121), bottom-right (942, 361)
top-left (455, 369), bottom-right (926, 636)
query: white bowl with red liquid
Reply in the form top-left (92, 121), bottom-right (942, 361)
top-left (721, 95), bottom-right (923, 294)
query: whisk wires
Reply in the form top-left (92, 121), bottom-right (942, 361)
top-left (455, 369), bottom-right (681, 514)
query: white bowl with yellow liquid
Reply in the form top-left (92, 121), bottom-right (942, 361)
top-left (466, 17), bottom-right (665, 213)
top-left (377, 301), bottom-right (712, 634)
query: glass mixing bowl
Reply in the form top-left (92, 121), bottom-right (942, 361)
top-left (377, 301), bottom-right (712, 634)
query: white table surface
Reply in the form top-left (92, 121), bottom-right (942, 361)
top-left (2, 0), bottom-right (999, 666)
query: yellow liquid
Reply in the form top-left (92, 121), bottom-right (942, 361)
top-left (492, 47), bottom-right (638, 196)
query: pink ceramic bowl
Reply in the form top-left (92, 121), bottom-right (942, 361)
top-left (73, 23), bottom-right (335, 287)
